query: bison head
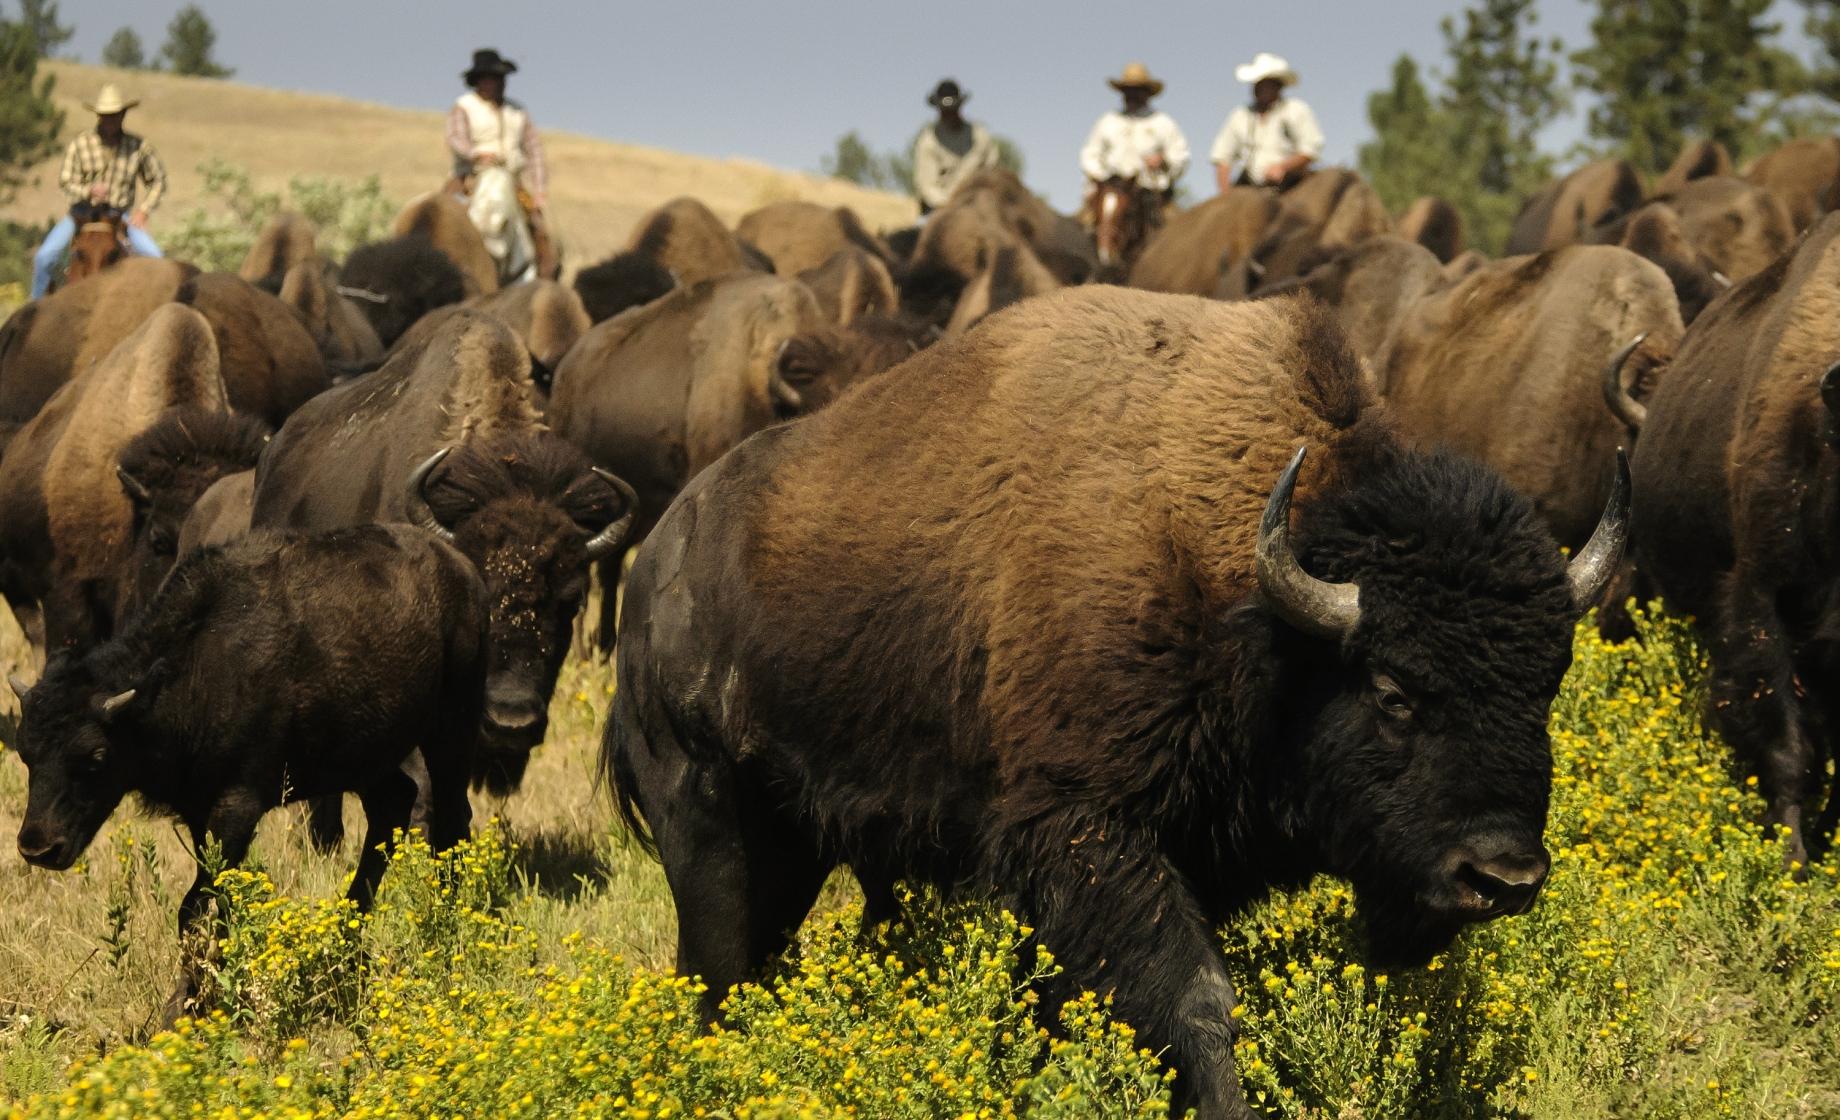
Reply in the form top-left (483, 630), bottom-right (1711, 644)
top-left (1253, 446), bottom-right (1627, 966)
top-left (410, 436), bottom-right (635, 792)
top-left (114, 408), bottom-right (271, 625)
top-left (336, 237), bottom-right (467, 347)
top-left (6, 663), bottom-right (151, 872)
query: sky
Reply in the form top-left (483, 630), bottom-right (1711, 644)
top-left (60, 1), bottom-right (1821, 212)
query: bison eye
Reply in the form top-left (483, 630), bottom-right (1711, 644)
top-left (1372, 674), bottom-right (1415, 720)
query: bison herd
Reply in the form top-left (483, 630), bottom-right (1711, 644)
top-left (0, 137), bottom-right (1837, 1118)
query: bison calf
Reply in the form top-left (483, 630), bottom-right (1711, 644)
top-left (6, 524), bottom-right (487, 989)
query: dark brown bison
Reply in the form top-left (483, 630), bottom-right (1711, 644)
top-left (798, 248), bottom-right (901, 326)
top-left (941, 168), bottom-right (1098, 284)
top-left (626, 196), bottom-right (772, 285)
top-left (238, 211), bottom-right (320, 292)
top-left (0, 261), bottom-right (328, 435)
top-left (1394, 196), bottom-right (1465, 263)
top-left (335, 236), bottom-right (468, 349)
top-left (391, 191), bottom-right (500, 296)
top-left (277, 259), bottom-right (386, 368)
top-left (1127, 187), bottom-right (1279, 295)
top-left (1227, 169), bottom-right (1393, 296)
top-left (572, 252), bottom-right (678, 324)
top-left (1745, 136), bottom-right (1840, 232)
top-left (0, 305), bottom-right (235, 652)
top-left (1591, 203), bottom-right (1728, 324)
top-left (6, 523), bottom-right (487, 1019)
top-left (1380, 245), bottom-right (1681, 551)
top-left (604, 285), bottom-right (1626, 1120)
top-left (1506, 158), bottom-right (1644, 254)
top-left (736, 201), bottom-right (895, 279)
top-left (1630, 212), bottom-right (1840, 867)
top-left (251, 309), bottom-right (634, 801)
top-left (944, 240), bottom-right (1061, 335)
top-left (389, 279), bottom-right (593, 393)
top-left (1257, 235), bottom-right (1446, 369)
top-left (549, 272), bottom-right (924, 648)
top-left (177, 470), bottom-right (255, 556)
top-left (1653, 175), bottom-right (1795, 282)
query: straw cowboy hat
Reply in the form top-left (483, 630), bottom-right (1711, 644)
top-left (1235, 52), bottom-right (1299, 87)
top-left (463, 48), bottom-right (518, 85)
top-left (1107, 61), bottom-right (1165, 96)
top-left (927, 79), bottom-right (967, 109)
top-left (83, 83), bottom-right (139, 115)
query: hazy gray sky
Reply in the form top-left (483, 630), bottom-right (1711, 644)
top-left (61, 1), bottom-right (1819, 211)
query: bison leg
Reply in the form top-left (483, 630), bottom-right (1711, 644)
top-left (1710, 581), bottom-right (1819, 869)
top-left (420, 730), bottom-right (475, 855)
top-left (999, 818), bottom-right (1254, 1120)
top-left (349, 768), bottom-right (419, 911)
top-left (164, 791), bottom-right (265, 1026)
top-left (305, 795), bottom-right (346, 853)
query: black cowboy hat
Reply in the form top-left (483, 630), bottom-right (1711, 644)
top-left (927, 79), bottom-right (967, 109)
top-left (464, 49), bottom-right (518, 85)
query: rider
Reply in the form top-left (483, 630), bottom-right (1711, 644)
top-left (911, 79), bottom-right (1000, 215)
top-left (1078, 62), bottom-right (1188, 216)
top-left (31, 83), bottom-right (166, 298)
top-left (446, 48), bottom-right (552, 277)
top-left (1210, 52), bottom-right (1323, 194)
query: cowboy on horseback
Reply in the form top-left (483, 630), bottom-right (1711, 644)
top-left (1210, 52), bottom-right (1323, 194)
top-left (31, 83), bottom-right (167, 298)
top-left (1079, 62), bottom-right (1188, 269)
top-left (446, 48), bottom-right (556, 282)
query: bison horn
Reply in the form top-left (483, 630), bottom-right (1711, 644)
top-left (95, 689), bottom-right (136, 719)
top-left (115, 465), bottom-right (152, 507)
top-left (1711, 270), bottom-right (1732, 288)
top-left (1601, 334), bottom-right (1649, 431)
top-left (1567, 448), bottom-right (1632, 613)
top-left (5, 673), bottom-right (28, 700)
top-left (582, 467), bottom-right (639, 562)
top-left (407, 447), bottom-right (458, 544)
top-left (769, 340), bottom-right (804, 414)
top-left (1255, 447), bottom-right (1361, 641)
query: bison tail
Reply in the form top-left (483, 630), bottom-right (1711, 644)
top-left (600, 685), bottom-right (659, 857)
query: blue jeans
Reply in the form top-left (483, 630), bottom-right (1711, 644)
top-left (31, 216), bottom-right (163, 298)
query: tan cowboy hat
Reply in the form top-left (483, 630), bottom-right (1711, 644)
top-left (83, 83), bottom-right (139, 115)
top-left (1235, 52), bottom-right (1298, 87)
top-left (1107, 61), bottom-right (1165, 96)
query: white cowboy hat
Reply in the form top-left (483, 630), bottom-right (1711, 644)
top-left (83, 83), bottom-right (139, 115)
top-left (1235, 52), bottom-right (1298, 87)
top-left (1107, 61), bottom-right (1165, 97)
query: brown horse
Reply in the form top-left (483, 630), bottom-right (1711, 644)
top-left (1090, 177), bottom-right (1159, 274)
top-left (63, 212), bottom-right (128, 289)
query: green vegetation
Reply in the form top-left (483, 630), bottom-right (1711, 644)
top-left (1, 601), bottom-right (1836, 1117)
top-left (0, 13), bottom-right (63, 210)
top-left (99, 28), bottom-right (144, 71)
top-left (157, 5), bottom-right (230, 80)
top-left (161, 159), bottom-right (396, 272)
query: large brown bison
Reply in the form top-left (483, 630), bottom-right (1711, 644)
top-left (1226, 169), bottom-right (1393, 296)
top-left (0, 261), bottom-right (328, 438)
top-left (1593, 203), bottom-right (1728, 325)
top-left (549, 272), bottom-right (924, 648)
top-left (1380, 245), bottom-right (1681, 550)
top-left (1127, 188), bottom-right (1278, 295)
top-left (335, 236), bottom-right (468, 348)
top-left (627, 196), bottom-right (772, 284)
top-left (1258, 235), bottom-right (1446, 368)
top-left (388, 279), bottom-right (593, 393)
top-left (1745, 136), bottom-right (1840, 232)
top-left (391, 191), bottom-right (500, 296)
top-left (1630, 213), bottom-right (1840, 867)
top-left (1655, 175), bottom-right (1795, 282)
top-left (735, 201), bottom-right (894, 279)
top-left (252, 310), bottom-right (635, 803)
top-left (1506, 158), bottom-right (1644, 254)
top-left (0, 305), bottom-right (236, 652)
top-left (604, 286), bottom-right (1626, 1120)
top-left (798, 248), bottom-right (901, 326)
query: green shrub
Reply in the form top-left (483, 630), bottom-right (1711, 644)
top-left (162, 158), bottom-right (397, 273)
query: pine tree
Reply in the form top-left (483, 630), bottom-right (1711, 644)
top-left (1573, 0), bottom-right (1802, 171)
top-left (1797, 1), bottom-right (1840, 102)
top-left (158, 4), bottom-right (232, 79)
top-left (14, 0), bottom-right (70, 59)
top-left (1359, 55), bottom-right (1447, 213)
top-left (101, 27), bottom-right (143, 70)
top-left (0, 17), bottom-right (65, 206)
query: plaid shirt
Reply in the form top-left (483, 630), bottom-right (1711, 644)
top-left (58, 130), bottom-right (167, 214)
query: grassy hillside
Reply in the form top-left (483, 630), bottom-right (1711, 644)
top-left (0, 61), bottom-right (916, 271)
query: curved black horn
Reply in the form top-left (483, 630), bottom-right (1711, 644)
top-left (768, 339), bottom-right (804, 414)
top-left (583, 467), bottom-right (640, 562)
top-left (1821, 361), bottom-right (1840, 424)
top-left (1568, 448), bottom-right (1632, 612)
top-left (1255, 447), bottom-right (1362, 641)
top-left (406, 447), bottom-right (457, 544)
top-left (1601, 333), bottom-right (1649, 431)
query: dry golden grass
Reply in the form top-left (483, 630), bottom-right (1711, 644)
top-left (0, 61), bottom-right (916, 270)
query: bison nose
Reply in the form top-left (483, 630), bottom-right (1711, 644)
top-left (1450, 848), bottom-right (1549, 917)
top-left (17, 827), bottom-right (57, 866)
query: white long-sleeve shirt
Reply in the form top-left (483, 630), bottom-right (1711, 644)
top-left (1079, 107), bottom-right (1189, 192)
top-left (913, 120), bottom-right (1001, 210)
top-left (1209, 97), bottom-right (1324, 184)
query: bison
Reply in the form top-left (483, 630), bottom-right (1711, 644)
top-left (735, 200), bottom-right (895, 279)
top-left (6, 523), bottom-right (487, 1018)
top-left (1379, 245), bottom-right (1681, 552)
top-left (1745, 136), bottom-right (1840, 232)
top-left (604, 286), bottom-right (1626, 1120)
top-left (1506, 157), bottom-right (1644, 254)
top-left (549, 272), bottom-right (925, 649)
top-left (0, 305), bottom-right (238, 653)
top-left (1254, 235), bottom-right (1446, 369)
top-left (336, 236), bottom-right (469, 349)
top-left (252, 309), bottom-right (634, 802)
top-left (572, 252), bottom-right (677, 324)
top-left (1629, 212), bottom-right (1840, 867)
top-left (1394, 196), bottom-right (1465, 263)
top-left (391, 191), bottom-right (501, 296)
top-left (798, 248), bottom-right (901, 326)
top-left (1127, 187), bottom-right (1278, 296)
top-left (627, 196), bottom-right (773, 285)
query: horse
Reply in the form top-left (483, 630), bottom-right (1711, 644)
top-left (1090, 177), bottom-right (1160, 275)
top-left (62, 207), bottom-right (128, 290)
